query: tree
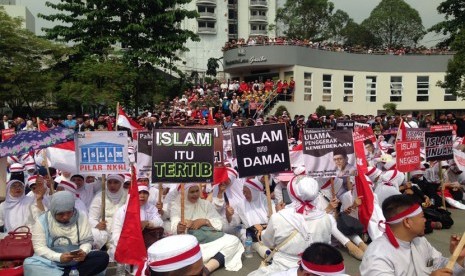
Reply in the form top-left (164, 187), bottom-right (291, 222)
top-left (315, 105), bottom-right (327, 117)
top-left (342, 21), bottom-right (381, 47)
top-left (327, 10), bottom-right (352, 44)
top-left (333, 108), bottom-right (343, 118)
top-left (361, 0), bottom-right (425, 48)
top-left (275, 105), bottom-right (289, 117)
top-left (383, 103), bottom-right (397, 115)
top-left (0, 7), bottom-right (65, 114)
top-left (429, 0), bottom-right (465, 99)
top-left (206, 58), bottom-right (219, 77)
top-left (276, 0), bottom-right (337, 41)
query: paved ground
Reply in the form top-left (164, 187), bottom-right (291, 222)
top-left (108, 209), bottom-right (464, 276)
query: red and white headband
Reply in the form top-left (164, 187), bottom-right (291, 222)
top-left (382, 204), bottom-right (422, 248)
top-left (149, 243), bottom-right (201, 272)
top-left (301, 259), bottom-right (345, 275)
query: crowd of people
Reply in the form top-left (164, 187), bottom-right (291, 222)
top-left (222, 35), bottom-right (454, 56)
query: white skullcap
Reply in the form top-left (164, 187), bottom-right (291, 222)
top-left (10, 163), bottom-right (24, 173)
top-left (366, 166), bottom-right (382, 182)
top-left (293, 166), bottom-right (306, 176)
top-left (148, 234), bottom-right (202, 272)
top-left (123, 173), bottom-right (131, 183)
top-left (245, 177), bottom-right (264, 192)
top-left (27, 175), bottom-right (38, 187)
top-left (107, 174), bottom-right (124, 183)
top-left (24, 161), bottom-right (36, 171)
top-left (58, 179), bottom-right (77, 196)
top-left (288, 175), bottom-right (319, 203)
top-left (380, 170), bottom-right (405, 188)
top-left (383, 160), bottom-right (397, 171)
top-left (138, 184), bottom-right (149, 193)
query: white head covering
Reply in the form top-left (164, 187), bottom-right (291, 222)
top-left (380, 170), bottom-right (405, 189)
top-left (27, 175), bottom-right (38, 187)
top-left (106, 174), bottom-right (125, 203)
top-left (287, 176), bottom-right (321, 215)
top-left (9, 163), bottom-right (24, 173)
top-left (212, 168), bottom-right (244, 208)
top-left (239, 178), bottom-right (268, 227)
top-left (366, 166), bottom-right (382, 182)
top-left (58, 179), bottom-right (78, 197)
top-left (148, 234), bottom-right (202, 272)
top-left (3, 180), bottom-right (33, 231)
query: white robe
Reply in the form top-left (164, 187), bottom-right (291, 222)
top-left (360, 234), bottom-right (465, 275)
top-left (374, 183), bottom-right (401, 206)
top-left (0, 191), bottom-right (34, 232)
top-left (170, 197), bottom-right (244, 272)
top-left (88, 190), bottom-right (127, 249)
top-left (77, 181), bottom-right (101, 208)
top-left (248, 209), bottom-right (332, 275)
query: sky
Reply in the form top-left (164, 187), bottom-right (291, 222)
top-left (14, 0), bottom-right (447, 46)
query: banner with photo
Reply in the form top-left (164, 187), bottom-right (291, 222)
top-left (76, 131), bottom-right (129, 174)
top-left (137, 131), bottom-right (152, 179)
top-left (303, 129), bottom-right (356, 178)
top-left (453, 149), bottom-right (465, 172)
top-left (395, 141), bottom-right (421, 172)
top-left (231, 123), bottom-right (290, 178)
top-left (151, 128), bottom-right (214, 183)
top-left (425, 130), bottom-right (453, 161)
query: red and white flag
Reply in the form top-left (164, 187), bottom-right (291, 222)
top-left (114, 165), bottom-right (147, 276)
top-left (289, 143), bottom-right (304, 167)
top-left (117, 107), bottom-right (143, 130)
top-left (354, 140), bottom-right (385, 240)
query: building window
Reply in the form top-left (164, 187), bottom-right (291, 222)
top-left (343, 75), bottom-right (354, 102)
top-left (416, 76), bottom-right (429, 102)
top-left (250, 10), bottom-right (266, 16)
top-left (198, 6), bottom-right (215, 13)
top-left (390, 76), bottom-right (402, 102)
top-left (304, 73), bottom-right (312, 101)
top-left (444, 88), bottom-right (457, 101)
top-left (322, 74), bottom-right (332, 102)
top-left (366, 76), bottom-right (376, 102)
top-left (198, 21), bottom-right (215, 29)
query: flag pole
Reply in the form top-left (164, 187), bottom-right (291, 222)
top-left (180, 183), bottom-right (185, 224)
top-left (101, 174), bottom-right (106, 220)
top-left (438, 163), bottom-right (446, 209)
top-left (264, 175), bottom-right (273, 218)
top-left (158, 183), bottom-right (163, 204)
top-left (37, 117), bottom-right (55, 195)
top-left (330, 177), bottom-right (336, 199)
top-left (115, 102), bottom-right (120, 131)
top-left (446, 232), bottom-right (465, 269)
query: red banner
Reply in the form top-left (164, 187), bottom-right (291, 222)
top-left (395, 141), bottom-right (421, 172)
top-left (430, 125), bottom-right (456, 136)
top-left (1, 129), bottom-right (15, 141)
top-left (354, 126), bottom-right (376, 143)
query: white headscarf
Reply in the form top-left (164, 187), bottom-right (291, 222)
top-left (106, 175), bottom-right (125, 204)
top-left (212, 168), bottom-right (245, 208)
top-left (238, 178), bottom-right (268, 227)
top-left (3, 180), bottom-right (34, 232)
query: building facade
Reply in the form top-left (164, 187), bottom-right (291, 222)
top-left (223, 45), bottom-right (463, 115)
top-left (1, 1), bottom-right (35, 33)
top-left (178, 0), bottom-right (277, 77)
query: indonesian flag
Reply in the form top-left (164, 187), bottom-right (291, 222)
top-left (214, 166), bottom-right (229, 184)
top-left (115, 165), bottom-right (147, 276)
top-left (117, 107), bottom-right (143, 130)
top-left (397, 118), bottom-right (407, 141)
top-left (208, 111), bottom-right (215, 125)
top-left (354, 140), bottom-right (384, 240)
top-left (289, 143), bottom-right (304, 167)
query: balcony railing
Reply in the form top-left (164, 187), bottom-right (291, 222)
top-left (250, 0), bottom-right (267, 7)
top-left (249, 15), bottom-right (267, 22)
top-left (250, 29), bottom-right (267, 35)
top-left (198, 12), bottom-right (216, 19)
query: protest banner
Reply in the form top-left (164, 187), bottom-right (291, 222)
top-left (151, 128), bottom-right (214, 183)
top-left (303, 129), bottom-right (356, 178)
top-left (395, 141), bottom-right (421, 172)
top-left (453, 149), bottom-right (465, 172)
top-left (336, 120), bottom-right (355, 130)
top-left (137, 131), bottom-right (152, 179)
top-left (223, 129), bottom-right (232, 152)
top-left (76, 131), bottom-right (129, 174)
top-left (231, 123), bottom-right (290, 178)
top-left (425, 131), bottom-right (453, 161)
top-left (405, 128), bottom-right (428, 148)
top-left (354, 125), bottom-right (376, 143)
top-left (1, 129), bottom-right (15, 141)
top-left (191, 125), bottom-right (224, 166)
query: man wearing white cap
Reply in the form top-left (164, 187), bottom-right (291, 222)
top-left (148, 234), bottom-right (207, 275)
top-left (88, 174), bottom-right (128, 250)
top-left (271, 242), bottom-right (348, 276)
top-left (249, 176), bottom-right (332, 275)
top-left (361, 194), bottom-right (465, 275)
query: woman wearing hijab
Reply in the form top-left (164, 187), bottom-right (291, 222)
top-left (0, 179), bottom-right (35, 233)
top-left (23, 191), bottom-right (109, 275)
top-left (110, 184), bottom-right (163, 258)
top-left (236, 177), bottom-right (274, 258)
top-left (248, 176), bottom-right (332, 276)
top-left (88, 174), bottom-right (128, 250)
top-left (171, 183), bottom-right (244, 274)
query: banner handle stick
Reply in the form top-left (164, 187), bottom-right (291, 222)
top-left (115, 102), bottom-right (120, 131)
top-left (264, 175), bottom-right (273, 218)
top-left (330, 177), bottom-right (335, 199)
top-left (38, 117), bottom-right (55, 195)
top-left (438, 164), bottom-right (446, 209)
top-left (446, 232), bottom-right (465, 270)
top-left (181, 183), bottom-right (185, 224)
top-left (158, 183), bottom-right (163, 204)
top-left (101, 174), bottom-right (106, 220)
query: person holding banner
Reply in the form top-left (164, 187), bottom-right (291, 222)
top-left (360, 194), bottom-right (465, 275)
top-left (171, 183), bottom-right (244, 273)
top-left (88, 174), bottom-right (128, 250)
top-left (248, 175), bottom-right (332, 276)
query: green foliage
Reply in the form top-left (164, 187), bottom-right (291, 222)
top-left (206, 58), bottom-right (219, 77)
top-left (361, 0), bottom-right (425, 47)
top-left (383, 103), bottom-right (398, 115)
top-left (333, 108), bottom-right (343, 118)
top-left (315, 105), bottom-right (327, 117)
top-left (429, 0), bottom-right (465, 47)
top-left (275, 105), bottom-right (289, 117)
top-left (342, 21), bottom-right (381, 47)
top-left (276, 0), bottom-right (336, 41)
top-left (0, 7), bottom-right (65, 114)
top-left (327, 10), bottom-right (352, 44)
